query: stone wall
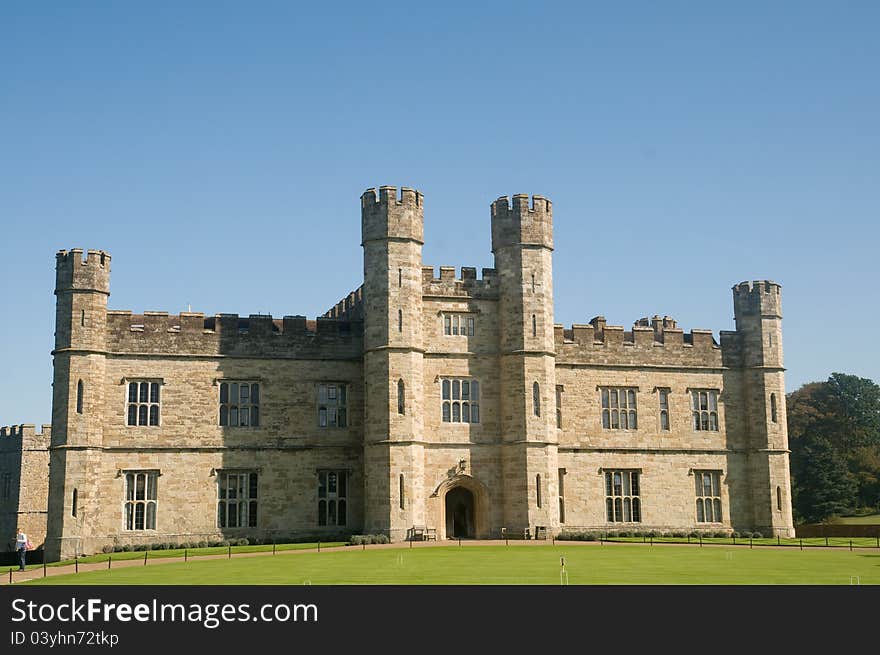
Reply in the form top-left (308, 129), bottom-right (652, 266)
top-left (0, 425), bottom-right (50, 551)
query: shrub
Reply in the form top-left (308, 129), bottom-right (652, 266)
top-left (688, 531), bottom-right (700, 539)
top-left (713, 531), bottom-right (728, 539)
top-left (742, 531), bottom-right (753, 539)
top-left (113, 545), bottom-right (124, 552)
top-left (197, 541), bottom-right (208, 549)
top-left (731, 531), bottom-right (741, 539)
top-left (751, 531), bottom-right (763, 539)
top-left (373, 534), bottom-right (390, 544)
top-left (617, 530), bottom-right (632, 538)
top-left (349, 535), bottom-right (365, 546)
top-left (236, 538), bottom-right (249, 546)
top-left (101, 545), bottom-right (114, 554)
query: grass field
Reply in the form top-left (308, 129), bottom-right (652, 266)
top-left (19, 543), bottom-right (880, 585)
top-left (829, 514), bottom-right (880, 525)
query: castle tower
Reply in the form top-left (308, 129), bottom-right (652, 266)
top-left (733, 280), bottom-right (795, 537)
top-left (45, 249), bottom-right (111, 560)
top-left (362, 187), bottom-right (426, 540)
top-left (491, 195), bottom-right (559, 534)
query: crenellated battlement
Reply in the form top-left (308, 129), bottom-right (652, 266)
top-left (490, 193), bottom-right (553, 252)
top-left (55, 248), bottom-right (111, 294)
top-left (420, 265), bottom-right (499, 299)
top-left (323, 286), bottom-right (365, 320)
top-left (0, 424), bottom-right (52, 441)
top-left (361, 185), bottom-right (425, 245)
top-left (361, 185), bottom-right (423, 209)
top-left (554, 314), bottom-right (722, 368)
top-left (103, 309), bottom-right (362, 357)
top-left (733, 280), bottom-right (782, 318)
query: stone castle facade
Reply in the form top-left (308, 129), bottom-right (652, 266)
top-left (2, 186), bottom-right (795, 561)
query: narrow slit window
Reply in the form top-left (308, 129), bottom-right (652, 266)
top-left (76, 380), bottom-right (84, 414)
top-left (72, 488), bottom-right (78, 517)
top-left (80, 309), bottom-right (85, 327)
top-left (400, 474), bottom-right (405, 510)
top-left (532, 314), bottom-right (537, 337)
top-left (536, 474), bottom-right (542, 508)
top-left (398, 309), bottom-right (403, 333)
top-left (770, 393), bottom-right (778, 423)
top-left (533, 382), bottom-right (541, 417)
top-left (397, 379), bottom-right (405, 415)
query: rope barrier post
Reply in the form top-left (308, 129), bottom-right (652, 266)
top-left (318, 541), bottom-right (321, 553)
top-left (185, 549), bottom-right (188, 563)
top-left (850, 540), bottom-right (853, 552)
top-left (75, 557), bottom-right (79, 574)
top-left (799, 539), bottom-right (803, 551)
top-left (273, 541), bottom-right (276, 555)
top-left (650, 535), bottom-right (653, 546)
top-left (108, 555), bottom-right (111, 570)
top-left (777, 535), bottom-right (780, 546)
top-left (459, 538), bottom-right (461, 547)
top-left (8, 568), bottom-right (12, 584)
top-left (43, 560), bottom-right (47, 577)
top-left (144, 550), bottom-right (148, 566)
top-left (749, 537), bottom-right (753, 549)
top-left (699, 534), bottom-right (703, 547)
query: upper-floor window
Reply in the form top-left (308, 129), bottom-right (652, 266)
top-left (533, 382), bottom-right (541, 417)
top-left (695, 470), bottom-right (722, 522)
top-left (441, 378), bottom-right (480, 424)
top-left (601, 387), bottom-right (638, 430)
top-left (443, 314), bottom-right (474, 336)
top-left (127, 381), bottom-right (160, 426)
top-left (219, 382), bottom-right (260, 427)
top-left (124, 470), bottom-right (158, 531)
top-left (770, 393), bottom-right (778, 423)
top-left (318, 383), bottom-right (347, 428)
top-left (556, 385), bottom-right (563, 429)
top-left (658, 388), bottom-right (670, 431)
top-left (691, 390), bottom-right (719, 431)
top-left (218, 470), bottom-right (258, 528)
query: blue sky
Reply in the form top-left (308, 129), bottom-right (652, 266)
top-left (1, 2), bottom-right (878, 424)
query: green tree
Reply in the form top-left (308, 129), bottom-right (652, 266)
top-left (787, 373), bottom-right (880, 521)
top-left (790, 431), bottom-right (856, 523)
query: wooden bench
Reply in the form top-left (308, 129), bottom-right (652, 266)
top-left (501, 527), bottom-right (532, 540)
top-left (409, 525), bottom-right (437, 541)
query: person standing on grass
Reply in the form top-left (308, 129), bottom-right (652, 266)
top-left (16, 527), bottom-right (28, 571)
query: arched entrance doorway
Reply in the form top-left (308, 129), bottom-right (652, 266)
top-left (445, 486), bottom-right (475, 538)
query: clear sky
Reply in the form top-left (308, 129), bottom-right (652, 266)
top-left (1, 2), bottom-right (878, 425)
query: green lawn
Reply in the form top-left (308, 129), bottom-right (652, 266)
top-left (20, 543), bottom-right (880, 585)
top-left (829, 514), bottom-right (880, 525)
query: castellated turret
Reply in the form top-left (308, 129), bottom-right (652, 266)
top-left (491, 194), bottom-right (553, 252)
top-left (361, 186), bottom-right (424, 246)
top-left (47, 248), bottom-right (111, 561)
top-left (733, 280), bottom-right (783, 369)
top-left (361, 185), bottom-right (426, 540)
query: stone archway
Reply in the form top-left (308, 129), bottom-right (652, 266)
top-left (434, 474), bottom-right (489, 540)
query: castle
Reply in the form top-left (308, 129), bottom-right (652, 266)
top-left (1, 186), bottom-right (795, 561)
